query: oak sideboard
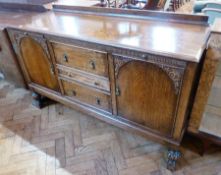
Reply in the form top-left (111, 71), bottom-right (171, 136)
top-left (0, 5), bottom-right (219, 170)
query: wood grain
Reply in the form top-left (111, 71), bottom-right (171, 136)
top-left (188, 34), bottom-right (221, 133)
top-left (173, 62), bottom-right (198, 140)
top-left (0, 8), bottom-right (210, 62)
top-left (116, 60), bottom-right (178, 136)
top-left (52, 42), bottom-right (109, 77)
top-left (61, 78), bottom-right (111, 112)
top-left (57, 64), bottom-right (110, 93)
top-left (20, 37), bottom-right (59, 91)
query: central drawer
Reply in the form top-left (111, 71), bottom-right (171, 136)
top-left (51, 42), bottom-right (108, 77)
top-left (57, 65), bottom-right (110, 93)
top-left (61, 79), bottom-right (111, 112)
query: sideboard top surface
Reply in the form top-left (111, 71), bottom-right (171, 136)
top-left (0, 8), bottom-right (211, 62)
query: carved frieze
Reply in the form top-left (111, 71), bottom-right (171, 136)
top-left (157, 64), bottom-right (185, 94)
top-left (113, 54), bottom-right (186, 95)
top-left (14, 31), bottom-right (50, 57)
top-left (13, 30), bottom-right (54, 74)
top-left (114, 54), bottom-right (132, 77)
top-left (144, 54), bottom-right (187, 68)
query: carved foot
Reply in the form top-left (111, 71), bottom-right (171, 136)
top-left (32, 92), bottom-right (55, 108)
top-left (166, 149), bottom-right (181, 171)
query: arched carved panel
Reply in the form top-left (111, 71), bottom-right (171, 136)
top-left (14, 32), bottom-right (50, 57)
top-left (113, 54), bottom-right (187, 136)
top-left (113, 54), bottom-right (186, 94)
top-left (18, 35), bottom-right (59, 91)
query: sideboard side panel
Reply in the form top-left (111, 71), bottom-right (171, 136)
top-left (0, 29), bottom-right (25, 87)
top-left (7, 29), bottom-right (60, 92)
top-left (188, 33), bottom-right (221, 133)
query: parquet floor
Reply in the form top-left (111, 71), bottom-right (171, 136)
top-left (0, 80), bottom-right (221, 175)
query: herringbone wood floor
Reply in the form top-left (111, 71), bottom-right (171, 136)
top-left (0, 80), bottom-right (221, 175)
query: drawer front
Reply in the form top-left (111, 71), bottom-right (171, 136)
top-left (61, 79), bottom-right (111, 112)
top-left (52, 42), bottom-right (108, 77)
top-left (58, 65), bottom-right (110, 93)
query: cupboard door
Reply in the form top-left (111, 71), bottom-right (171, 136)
top-left (113, 54), bottom-right (186, 137)
top-left (10, 31), bottom-right (59, 91)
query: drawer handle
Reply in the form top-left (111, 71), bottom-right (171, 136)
top-left (50, 65), bottom-right (55, 75)
top-left (63, 54), bottom-right (68, 62)
top-left (89, 60), bottom-right (96, 70)
top-left (94, 82), bottom-right (99, 86)
top-left (96, 98), bottom-right (101, 105)
top-left (72, 90), bottom-right (77, 96)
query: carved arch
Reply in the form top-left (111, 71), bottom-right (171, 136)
top-left (113, 54), bottom-right (186, 95)
top-left (14, 32), bottom-right (50, 57)
top-left (14, 31), bottom-right (54, 74)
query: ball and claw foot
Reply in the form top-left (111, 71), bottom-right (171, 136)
top-left (166, 149), bottom-right (181, 171)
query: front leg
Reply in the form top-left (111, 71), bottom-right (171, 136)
top-left (166, 149), bottom-right (181, 171)
top-left (32, 92), bottom-right (55, 108)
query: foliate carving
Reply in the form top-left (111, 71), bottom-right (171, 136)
top-left (113, 54), bottom-right (186, 95)
top-left (14, 32), bottom-right (50, 57)
top-left (13, 31), bottom-right (55, 74)
top-left (158, 64), bottom-right (184, 94)
top-left (208, 34), bottom-right (221, 51)
top-left (114, 54), bottom-right (132, 77)
top-left (144, 54), bottom-right (187, 68)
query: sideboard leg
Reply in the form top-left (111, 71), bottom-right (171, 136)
top-left (32, 92), bottom-right (56, 108)
top-left (166, 149), bottom-right (181, 171)
top-left (32, 92), bottom-right (43, 108)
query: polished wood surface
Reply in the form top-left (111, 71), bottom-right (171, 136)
top-left (0, 0), bottom-right (55, 4)
top-left (52, 0), bottom-right (100, 7)
top-left (0, 8), bottom-right (210, 62)
top-left (51, 4), bottom-right (208, 23)
top-left (0, 3), bottom-right (50, 12)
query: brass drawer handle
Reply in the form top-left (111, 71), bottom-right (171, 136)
top-left (94, 82), bottom-right (99, 86)
top-left (63, 53), bottom-right (68, 62)
top-left (96, 98), bottom-right (101, 105)
top-left (72, 90), bottom-right (77, 96)
top-left (89, 60), bottom-right (96, 70)
top-left (50, 65), bottom-right (55, 75)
